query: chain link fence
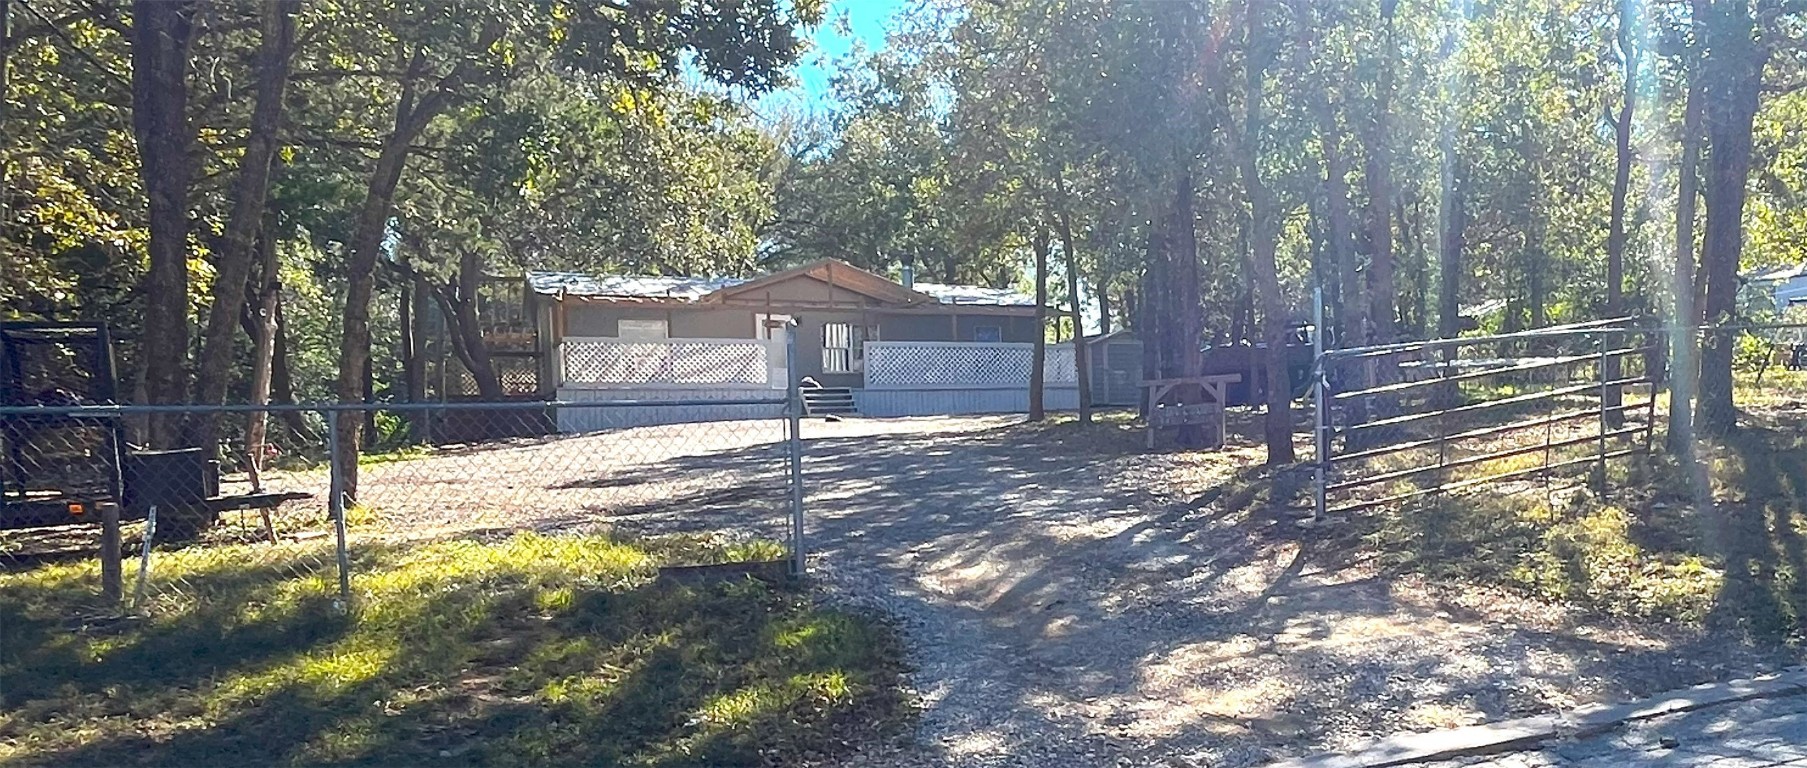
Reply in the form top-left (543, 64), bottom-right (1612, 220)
top-left (1, 398), bottom-right (804, 616)
top-left (1703, 323), bottom-right (1807, 420)
top-left (1314, 322), bottom-right (1661, 517)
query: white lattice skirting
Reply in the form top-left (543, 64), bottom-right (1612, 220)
top-left (864, 342), bottom-right (1076, 389)
top-left (562, 338), bottom-right (773, 387)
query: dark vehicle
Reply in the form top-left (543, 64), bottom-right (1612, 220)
top-left (1201, 324), bottom-right (1314, 406)
top-left (1, 321), bottom-right (303, 532)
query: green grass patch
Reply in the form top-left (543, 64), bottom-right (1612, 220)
top-left (0, 533), bottom-right (907, 767)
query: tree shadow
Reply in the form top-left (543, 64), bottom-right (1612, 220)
top-left (1, 540), bottom-right (907, 768)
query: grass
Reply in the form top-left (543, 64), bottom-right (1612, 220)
top-left (1341, 391), bottom-right (1807, 644)
top-left (0, 532), bottom-right (907, 767)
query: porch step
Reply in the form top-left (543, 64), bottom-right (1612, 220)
top-left (802, 387), bottom-right (858, 416)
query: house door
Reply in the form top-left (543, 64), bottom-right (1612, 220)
top-left (756, 314), bottom-right (792, 388)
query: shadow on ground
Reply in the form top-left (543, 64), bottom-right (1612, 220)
top-left (544, 411), bottom-right (1797, 767)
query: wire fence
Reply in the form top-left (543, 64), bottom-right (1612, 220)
top-left (1707, 323), bottom-right (1807, 418)
top-left (0, 398), bottom-right (804, 616)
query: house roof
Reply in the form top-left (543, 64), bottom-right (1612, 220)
top-left (701, 259), bottom-right (939, 306)
top-left (526, 272), bottom-right (743, 302)
top-left (913, 282), bottom-right (1038, 307)
top-left (1745, 263), bottom-right (1807, 283)
top-left (526, 258), bottom-right (1038, 308)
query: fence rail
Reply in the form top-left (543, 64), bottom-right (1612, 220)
top-left (1313, 326), bottom-right (1659, 518)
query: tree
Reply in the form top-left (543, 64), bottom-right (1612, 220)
top-left (1029, 227), bottom-right (1050, 421)
top-left (1244, 0), bottom-right (1295, 464)
top-left (190, 0), bottom-right (299, 448)
top-left (1054, 192), bottom-right (1092, 424)
top-left (1696, 0), bottom-right (1770, 433)
top-left (130, 0), bottom-right (198, 447)
top-left (1602, 0), bottom-right (1643, 426)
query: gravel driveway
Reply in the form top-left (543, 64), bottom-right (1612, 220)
top-left (774, 416), bottom-right (1795, 768)
top-left (220, 413), bottom-right (1798, 766)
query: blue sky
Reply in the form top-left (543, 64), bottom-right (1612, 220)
top-left (756, 0), bottom-right (907, 116)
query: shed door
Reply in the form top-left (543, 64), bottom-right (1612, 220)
top-left (756, 314), bottom-right (792, 388)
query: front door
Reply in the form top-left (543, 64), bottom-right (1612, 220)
top-left (756, 314), bottom-right (792, 388)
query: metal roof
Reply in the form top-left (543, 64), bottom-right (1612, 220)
top-left (911, 282), bottom-right (1038, 307)
top-left (527, 269), bottom-right (1038, 307)
top-left (527, 272), bottom-right (746, 301)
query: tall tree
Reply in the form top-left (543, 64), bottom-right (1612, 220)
top-left (1244, 0), bottom-right (1295, 464)
top-left (130, 0), bottom-right (198, 446)
top-left (1696, 0), bottom-right (1770, 433)
top-left (1054, 197), bottom-right (1092, 424)
top-left (191, 0), bottom-right (300, 446)
top-left (1668, 35), bottom-right (1706, 452)
top-left (1603, 0), bottom-right (1642, 425)
top-left (1029, 226), bottom-right (1050, 422)
top-left (1366, 0), bottom-right (1400, 346)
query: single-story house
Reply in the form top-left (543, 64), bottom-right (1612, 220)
top-left (1745, 263), bottom-right (1807, 311)
top-left (525, 259), bottom-right (1082, 429)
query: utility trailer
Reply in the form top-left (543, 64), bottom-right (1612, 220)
top-left (1, 322), bottom-right (305, 535)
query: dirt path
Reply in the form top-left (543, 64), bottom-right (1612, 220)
top-left (778, 416), bottom-right (1796, 768)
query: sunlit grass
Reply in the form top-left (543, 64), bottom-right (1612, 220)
top-left (0, 532), bottom-right (906, 767)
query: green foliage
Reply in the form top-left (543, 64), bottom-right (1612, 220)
top-left (0, 532), bottom-right (906, 766)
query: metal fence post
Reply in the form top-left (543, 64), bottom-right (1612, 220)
top-left (1596, 331), bottom-right (1610, 492)
top-left (327, 409), bottom-right (352, 606)
top-left (784, 325), bottom-right (806, 578)
top-left (1312, 285), bottom-right (1329, 520)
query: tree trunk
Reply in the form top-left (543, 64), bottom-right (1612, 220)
top-left (400, 268), bottom-right (428, 443)
top-left (1436, 174), bottom-right (1465, 341)
top-left (191, 0), bottom-right (299, 449)
top-left (1029, 227), bottom-right (1050, 422)
top-left (1097, 284), bottom-right (1114, 336)
top-left (1695, 0), bottom-right (1766, 434)
top-left (130, 0), bottom-right (198, 447)
top-left (332, 49), bottom-right (464, 498)
top-left (1603, 3), bottom-right (1639, 426)
top-left (1244, 0), bottom-right (1295, 465)
top-left (1056, 207), bottom-right (1092, 424)
top-left (1366, 0), bottom-right (1399, 347)
top-left (244, 231), bottom-right (281, 491)
top-left (1668, 50), bottom-right (1704, 452)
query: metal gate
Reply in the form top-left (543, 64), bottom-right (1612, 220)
top-left (1313, 322), bottom-right (1659, 517)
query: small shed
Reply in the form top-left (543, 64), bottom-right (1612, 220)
top-left (1083, 331), bottom-right (1145, 407)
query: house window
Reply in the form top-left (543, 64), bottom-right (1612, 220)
top-left (823, 323), bottom-right (877, 374)
top-left (973, 325), bottom-right (1003, 343)
top-left (619, 319), bottom-right (668, 340)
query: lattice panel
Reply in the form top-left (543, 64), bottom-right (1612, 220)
top-left (562, 339), bottom-right (769, 386)
top-left (865, 342), bottom-right (1076, 388)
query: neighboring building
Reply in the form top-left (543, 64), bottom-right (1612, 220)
top-left (1744, 263), bottom-right (1807, 311)
top-left (524, 259), bottom-right (1081, 429)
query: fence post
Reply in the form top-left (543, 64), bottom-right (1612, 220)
top-left (99, 501), bottom-right (122, 605)
top-left (327, 409), bottom-right (352, 606)
top-left (784, 325), bottom-right (806, 578)
top-left (1312, 285), bottom-right (1328, 520)
top-left (1596, 331), bottom-right (1610, 492)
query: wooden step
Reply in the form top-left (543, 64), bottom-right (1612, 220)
top-left (801, 388), bottom-right (858, 415)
